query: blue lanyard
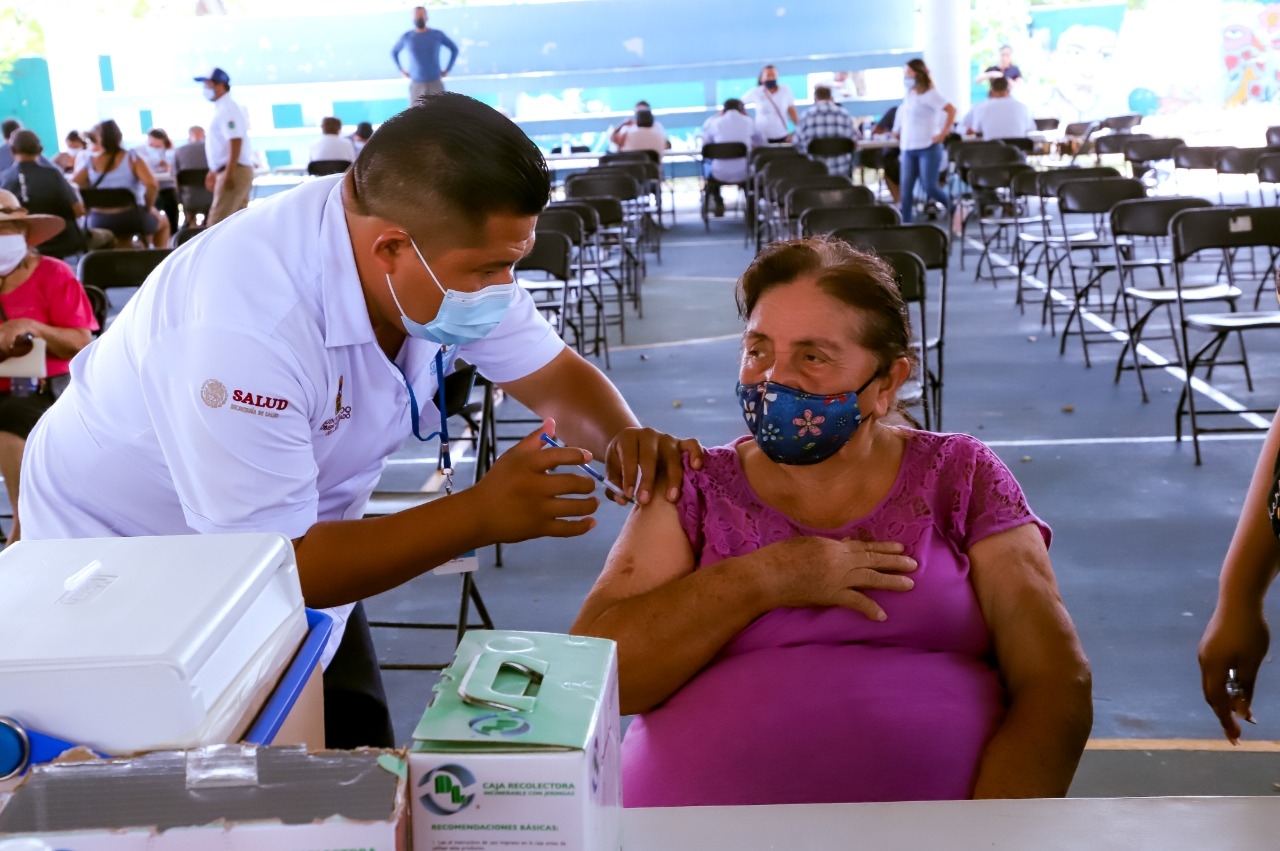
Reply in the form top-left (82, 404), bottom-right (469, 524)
top-left (392, 347), bottom-right (453, 494)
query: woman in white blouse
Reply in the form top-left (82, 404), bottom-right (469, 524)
top-left (893, 59), bottom-right (956, 224)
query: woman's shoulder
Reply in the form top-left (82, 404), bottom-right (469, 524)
top-left (902, 430), bottom-right (1012, 482)
top-left (684, 439), bottom-right (750, 481)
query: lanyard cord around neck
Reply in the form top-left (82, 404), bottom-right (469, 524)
top-left (391, 347), bottom-right (453, 495)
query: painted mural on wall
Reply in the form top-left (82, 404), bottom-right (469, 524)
top-left (972, 0), bottom-right (1280, 130)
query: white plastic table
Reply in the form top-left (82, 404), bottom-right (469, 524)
top-left (623, 796), bottom-right (1280, 850)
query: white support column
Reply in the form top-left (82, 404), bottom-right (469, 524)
top-left (920, 0), bottom-right (972, 123)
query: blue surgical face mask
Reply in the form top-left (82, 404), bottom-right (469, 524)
top-left (736, 375), bottom-right (877, 466)
top-left (203, 86), bottom-right (217, 102)
top-left (385, 237), bottom-right (517, 346)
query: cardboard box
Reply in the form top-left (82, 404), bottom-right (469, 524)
top-left (0, 746), bottom-right (408, 849)
top-left (409, 631), bottom-right (622, 851)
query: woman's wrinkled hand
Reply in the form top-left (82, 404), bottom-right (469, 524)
top-left (759, 536), bottom-right (917, 621)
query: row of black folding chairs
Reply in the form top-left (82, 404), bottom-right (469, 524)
top-left (979, 164), bottom-right (1280, 464)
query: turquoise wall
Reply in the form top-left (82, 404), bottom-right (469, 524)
top-left (0, 58), bottom-right (57, 152)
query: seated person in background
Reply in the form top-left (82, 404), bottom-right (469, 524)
top-left (0, 120), bottom-right (20, 174)
top-left (871, 107), bottom-right (902, 202)
top-left (610, 101), bottom-right (669, 157)
top-left (53, 130), bottom-right (87, 174)
top-left (573, 237), bottom-right (1092, 807)
top-left (0, 190), bottom-right (98, 541)
top-left (701, 98), bottom-right (763, 217)
top-left (963, 78), bottom-right (1036, 140)
top-left (1, 131), bottom-right (113, 260)
top-left (138, 129), bottom-right (179, 235)
top-left (310, 116), bottom-right (356, 164)
top-left (351, 121), bottom-right (375, 156)
top-left (174, 126), bottom-right (212, 228)
top-left (794, 85), bottom-right (859, 177)
top-left (71, 119), bottom-right (170, 249)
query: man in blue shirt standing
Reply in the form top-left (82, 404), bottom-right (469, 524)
top-left (392, 6), bottom-right (459, 104)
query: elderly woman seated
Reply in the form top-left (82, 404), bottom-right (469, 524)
top-left (572, 237), bottom-right (1091, 806)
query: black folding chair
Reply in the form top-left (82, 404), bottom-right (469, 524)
top-left (1016, 166), bottom-right (1122, 312)
top-left (306, 159), bottom-right (351, 177)
top-left (1256, 153), bottom-right (1280, 205)
top-left (1035, 118), bottom-right (1061, 132)
top-left (534, 209), bottom-right (609, 369)
top-left (1216, 147), bottom-right (1270, 204)
top-left (176, 168), bottom-right (212, 227)
top-left (875, 249), bottom-right (933, 429)
top-left (1170, 206), bottom-right (1280, 463)
top-left (698, 142), bottom-right (750, 236)
top-left (968, 162), bottom-right (1038, 284)
top-left (831, 224), bottom-right (950, 427)
top-left (1052, 177), bottom-right (1147, 363)
top-left (801, 203), bottom-right (899, 237)
top-left (77, 248), bottom-right (172, 290)
top-left (1109, 196), bottom-right (1218, 402)
top-left (755, 158), bottom-right (828, 249)
top-left (1093, 132), bottom-right (1152, 171)
top-left (781, 183), bottom-right (871, 238)
top-left (172, 226), bottom-right (206, 247)
top-left (806, 137), bottom-right (857, 178)
top-left (1266, 126), bottom-right (1280, 148)
top-left (515, 229), bottom-right (575, 339)
top-left (1123, 137), bottom-right (1184, 185)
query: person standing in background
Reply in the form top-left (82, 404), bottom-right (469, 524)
top-left (893, 59), bottom-right (955, 224)
top-left (743, 65), bottom-right (799, 143)
top-left (195, 68), bottom-right (255, 226)
top-left (392, 6), bottom-right (459, 103)
top-left (976, 44), bottom-right (1024, 86)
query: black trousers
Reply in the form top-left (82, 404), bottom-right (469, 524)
top-left (156, 187), bottom-right (179, 234)
top-left (322, 601), bottom-right (395, 749)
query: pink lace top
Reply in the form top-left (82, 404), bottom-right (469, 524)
top-left (621, 430), bottom-right (1050, 807)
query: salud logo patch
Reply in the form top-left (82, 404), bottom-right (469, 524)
top-left (200, 379), bottom-right (228, 408)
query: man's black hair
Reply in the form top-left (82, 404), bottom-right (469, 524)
top-left (349, 93), bottom-right (550, 243)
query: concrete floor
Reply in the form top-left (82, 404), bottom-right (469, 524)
top-left (366, 193), bottom-right (1280, 797)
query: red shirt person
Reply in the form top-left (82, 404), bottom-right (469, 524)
top-left (0, 188), bottom-right (98, 540)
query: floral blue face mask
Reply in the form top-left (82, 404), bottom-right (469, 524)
top-left (736, 375), bottom-right (877, 466)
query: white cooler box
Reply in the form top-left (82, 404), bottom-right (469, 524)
top-left (0, 533), bottom-right (307, 756)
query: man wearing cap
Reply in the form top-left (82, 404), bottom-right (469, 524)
top-left (0, 189), bottom-right (98, 541)
top-left (20, 95), bottom-right (699, 748)
top-left (195, 68), bottom-right (255, 225)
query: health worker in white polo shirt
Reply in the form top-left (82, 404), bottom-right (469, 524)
top-left (20, 94), bottom-right (701, 749)
top-left (196, 67), bottom-right (255, 226)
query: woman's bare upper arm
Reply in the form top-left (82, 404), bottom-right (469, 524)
top-left (573, 494), bottom-right (696, 629)
top-left (968, 523), bottom-right (1086, 689)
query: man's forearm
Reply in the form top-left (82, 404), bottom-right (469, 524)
top-left (294, 487), bottom-right (488, 608)
top-left (502, 349), bottom-right (639, 458)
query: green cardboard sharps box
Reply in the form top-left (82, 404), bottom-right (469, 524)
top-left (409, 631), bottom-right (621, 850)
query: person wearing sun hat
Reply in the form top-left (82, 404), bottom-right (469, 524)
top-left (0, 188), bottom-right (98, 540)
